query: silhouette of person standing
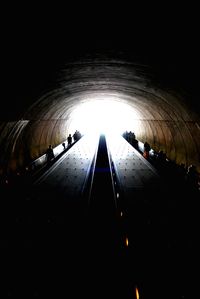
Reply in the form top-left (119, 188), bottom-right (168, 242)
top-left (143, 142), bottom-right (151, 159)
top-left (62, 142), bottom-right (66, 150)
top-left (46, 145), bottom-right (55, 163)
top-left (67, 134), bottom-right (72, 147)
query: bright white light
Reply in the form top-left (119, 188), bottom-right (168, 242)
top-left (69, 97), bottom-right (140, 136)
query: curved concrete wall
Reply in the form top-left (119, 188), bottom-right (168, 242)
top-left (0, 60), bottom-right (200, 174)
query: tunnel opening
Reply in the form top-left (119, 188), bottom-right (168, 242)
top-left (67, 96), bottom-right (141, 137)
top-left (0, 58), bottom-right (200, 177)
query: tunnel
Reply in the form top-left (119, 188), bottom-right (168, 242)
top-left (1, 5), bottom-right (200, 177)
top-left (1, 56), bottom-right (200, 175)
top-left (1, 8), bottom-right (200, 298)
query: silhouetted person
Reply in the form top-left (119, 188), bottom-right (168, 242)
top-left (67, 134), bottom-right (72, 146)
top-left (73, 130), bottom-right (82, 142)
top-left (129, 131), bottom-right (136, 144)
top-left (62, 142), bottom-right (66, 150)
top-left (157, 150), bottom-right (166, 163)
top-left (143, 141), bottom-right (151, 159)
top-left (46, 145), bottom-right (55, 163)
top-left (122, 131), bottom-right (129, 140)
top-left (132, 138), bottom-right (139, 150)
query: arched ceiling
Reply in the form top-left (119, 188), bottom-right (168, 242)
top-left (1, 57), bottom-right (199, 174)
top-left (1, 5), bottom-right (200, 175)
top-left (24, 60), bottom-right (197, 122)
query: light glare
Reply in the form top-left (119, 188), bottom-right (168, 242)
top-left (69, 98), bottom-right (140, 136)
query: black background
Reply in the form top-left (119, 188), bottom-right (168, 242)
top-left (2, 4), bottom-right (200, 119)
